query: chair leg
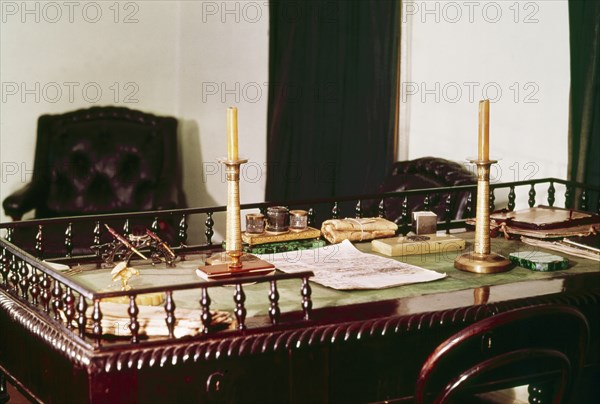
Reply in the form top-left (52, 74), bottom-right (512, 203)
top-left (0, 371), bottom-right (9, 404)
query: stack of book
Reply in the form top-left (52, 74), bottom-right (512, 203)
top-left (522, 234), bottom-right (600, 262)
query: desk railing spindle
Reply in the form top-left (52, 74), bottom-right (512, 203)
top-left (331, 202), bottom-right (340, 219)
top-left (565, 185), bottom-right (573, 209)
top-left (151, 217), bottom-right (159, 234)
top-left (128, 295), bottom-right (140, 343)
top-left (269, 280), bottom-right (280, 325)
top-left (355, 200), bottom-right (362, 218)
top-left (579, 189), bottom-right (588, 211)
top-left (51, 280), bottom-right (63, 321)
top-left (466, 191), bottom-right (474, 218)
top-left (9, 255), bottom-right (19, 294)
top-left (65, 223), bottom-right (73, 258)
top-left (528, 184), bottom-right (536, 207)
top-left (301, 277), bottom-right (312, 320)
top-left (30, 269), bottom-right (40, 306)
top-left (35, 225), bottom-right (44, 260)
top-left (122, 219), bottom-right (130, 237)
top-left (234, 284), bottom-right (247, 330)
top-left (5, 228), bottom-right (13, 243)
top-left (77, 295), bottom-right (88, 338)
top-left (18, 261), bottom-right (29, 300)
top-left (200, 287), bottom-right (212, 334)
top-left (164, 290), bottom-right (176, 339)
top-left (508, 186), bottom-right (516, 211)
top-left (489, 188), bottom-right (496, 212)
top-left (547, 181), bottom-right (555, 207)
top-left (92, 222), bottom-right (101, 257)
top-left (0, 248), bottom-right (8, 287)
top-left (40, 273), bottom-right (51, 314)
top-left (178, 214), bottom-right (188, 246)
top-left (378, 199), bottom-right (386, 218)
top-left (401, 197), bottom-right (409, 235)
top-left (445, 194), bottom-right (453, 234)
top-left (63, 287), bottom-right (75, 329)
top-left (92, 299), bottom-right (103, 346)
top-left (423, 194), bottom-right (430, 211)
top-left (308, 208), bottom-right (315, 227)
top-left (205, 213), bottom-right (214, 246)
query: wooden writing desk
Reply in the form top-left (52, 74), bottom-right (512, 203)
top-left (1, 233), bottom-right (599, 403)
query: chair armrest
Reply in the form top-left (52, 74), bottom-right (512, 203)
top-left (2, 183), bottom-right (41, 220)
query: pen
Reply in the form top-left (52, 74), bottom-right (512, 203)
top-left (146, 229), bottom-right (176, 260)
top-left (104, 224), bottom-right (148, 260)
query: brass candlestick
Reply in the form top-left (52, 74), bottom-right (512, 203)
top-left (454, 160), bottom-right (512, 273)
top-left (197, 107), bottom-right (274, 279)
top-left (455, 100), bottom-right (512, 274)
top-left (222, 157), bottom-right (247, 268)
top-left (196, 156), bottom-right (274, 278)
top-left (197, 156), bottom-right (275, 278)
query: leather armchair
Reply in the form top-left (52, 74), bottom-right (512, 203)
top-left (3, 106), bottom-right (182, 220)
top-left (376, 157), bottom-right (476, 223)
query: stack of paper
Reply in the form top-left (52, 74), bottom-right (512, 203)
top-left (257, 240), bottom-right (446, 290)
top-left (77, 302), bottom-right (233, 338)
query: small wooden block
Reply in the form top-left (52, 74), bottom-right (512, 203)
top-left (371, 234), bottom-right (465, 257)
top-left (242, 227), bottom-right (321, 246)
top-left (509, 251), bottom-right (569, 272)
top-left (412, 211), bottom-right (437, 235)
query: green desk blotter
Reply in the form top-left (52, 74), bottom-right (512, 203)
top-left (243, 238), bottom-right (326, 255)
top-left (509, 251), bottom-right (569, 272)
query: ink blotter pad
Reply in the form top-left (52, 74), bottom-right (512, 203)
top-left (509, 251), bottom-right (569, 272)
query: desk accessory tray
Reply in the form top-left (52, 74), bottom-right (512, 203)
top-left (371, 234), bottom-right (466, 257)
top-left (242, 227), bottom-right (321, 245)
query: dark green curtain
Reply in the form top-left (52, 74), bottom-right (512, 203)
top-left (265, 0), bottom-right (400, 203)
top-left (568, 0), bottom-right (600, 211)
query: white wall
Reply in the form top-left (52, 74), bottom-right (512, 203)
top-left (401, 0), bottom-right (571, 208)
top-left (0, 1), bottom-right (270, 239)
top-left (1, 1), bottom-right (571, 229)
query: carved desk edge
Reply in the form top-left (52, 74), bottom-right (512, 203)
top-left (2, 282), bottom-right (599, 376)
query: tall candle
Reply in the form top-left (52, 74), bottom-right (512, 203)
top-left (227, 107), bottom-right (238, 161)
top-left (478, 100), bottom-right (490, 161)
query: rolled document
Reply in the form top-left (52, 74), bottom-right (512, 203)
top-left (321, 217), bottom-right (397, 244)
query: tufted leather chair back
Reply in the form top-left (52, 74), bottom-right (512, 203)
top-left (28, 106), bottom-right (180, 218)
top-left (377, 157), bottom-right (476, 223)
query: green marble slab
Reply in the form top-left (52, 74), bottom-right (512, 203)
top-left (509, 251), bottom-right (570, 271)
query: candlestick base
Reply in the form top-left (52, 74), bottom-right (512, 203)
top-left (197, 257), bottom-right (275, 280)
top-left (454, 252), bottom-right (513, 274)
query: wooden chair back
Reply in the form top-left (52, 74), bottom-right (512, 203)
top-left (414, 304), bottom-right (590, 404)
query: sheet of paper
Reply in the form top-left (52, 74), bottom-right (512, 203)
top-left (256, 240), bottom-right (446, 290)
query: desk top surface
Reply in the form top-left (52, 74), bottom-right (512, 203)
top-left (65, 231), bottom-right (600, 318)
